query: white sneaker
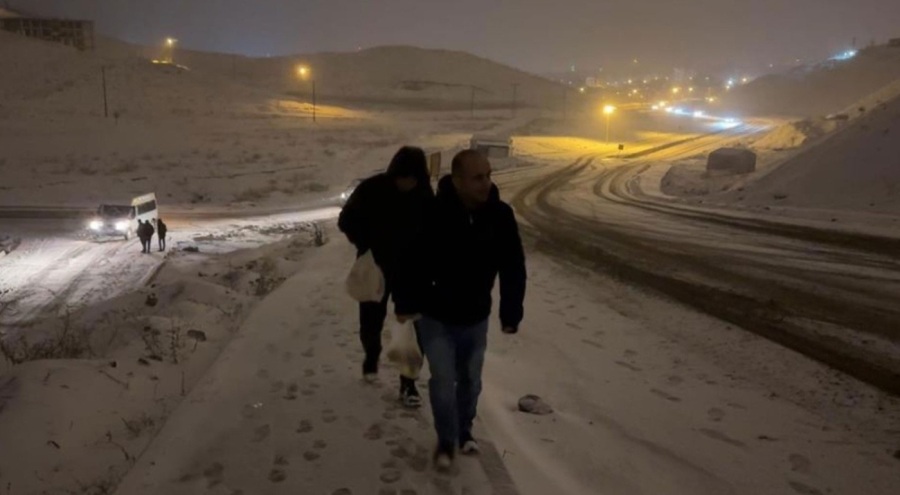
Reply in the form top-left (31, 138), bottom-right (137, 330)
top-left (434, 452), bottom-right (453, 471)
top-left (401, 392), bottom-right (422, 408)
top-left (460, 439), bottom-right (480, 456)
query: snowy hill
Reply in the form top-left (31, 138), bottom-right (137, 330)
top-left (721, 44), bottom-right (900, 118)
top-left (734, 93), bottom-right (900, 213)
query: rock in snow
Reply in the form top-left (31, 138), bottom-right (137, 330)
top-left (518, 394), bottom-right (553, 415)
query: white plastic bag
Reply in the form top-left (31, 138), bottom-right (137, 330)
top-left (386, 319), bottom-right (423, 379)
top-left (345, 250), bottom-right (385, 302)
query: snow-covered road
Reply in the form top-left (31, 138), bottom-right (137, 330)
top-left (0, 206), bottom-right (341, 338)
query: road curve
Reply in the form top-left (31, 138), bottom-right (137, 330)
top-left (508, 134), bottom-right (900, 396)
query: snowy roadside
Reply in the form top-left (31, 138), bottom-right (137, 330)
top-left (0, 223), bottom-right (324, 494)
top-left (1, 217), bottom-right (898, 494)
top-left (113, 229), bottom-right (503, 495)
top-left (641, 161), bottom-right (900, 238)
top-left (479, 241), bottom-right (900, 495)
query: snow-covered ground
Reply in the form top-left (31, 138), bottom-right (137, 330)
top-left (0, 207), bottom-right (340, 336)
top-left (3, 221), bottom-right (898, 495)
top-left (2, 29), bottom-right (900, 495)
top-left (657, 78), bottom-right (900, 224)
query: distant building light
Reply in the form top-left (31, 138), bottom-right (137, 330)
top-left (830, 50), bottom-right (858, 61)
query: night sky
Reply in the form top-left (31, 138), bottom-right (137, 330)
top-left (8, 0), bottom-right (899, 75)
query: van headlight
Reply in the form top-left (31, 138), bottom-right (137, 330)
top-left (89, 220), bottom-right (103, 230)
top-left (115, 221), bottom-right (129, 231)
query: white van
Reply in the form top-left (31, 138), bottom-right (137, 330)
top-left (87, 193), bottom-right (158, 241)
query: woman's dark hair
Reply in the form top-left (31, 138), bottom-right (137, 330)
top-left (386, 146), bottom-right (429, 184)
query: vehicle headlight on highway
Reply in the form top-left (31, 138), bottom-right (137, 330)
top-left (115, 221), bottom-right (129, 231)
top-left (89, 220), bottom-right (103, 230)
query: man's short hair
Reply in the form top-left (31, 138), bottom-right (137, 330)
top-left (451, 149), bottom-right (485, 177)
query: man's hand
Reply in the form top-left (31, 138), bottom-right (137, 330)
top-left (502, 326), bottom-right (518, 334)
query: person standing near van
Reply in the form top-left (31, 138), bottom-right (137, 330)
top-left (157, 218), bottom-right (168, 252)
top-left (138, 220), bottom-right (154, 254)
top-left (145, 220), bottom-right (155, 254)
top-left (137, 220), bottom-right (148, 253)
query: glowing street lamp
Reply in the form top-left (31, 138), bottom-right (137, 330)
top-left (603, 104), bottom-right (616, 144)
top-left (295, 65), bottom-right (316, 122)
top-left (164, 37), bottom-right (177, 63)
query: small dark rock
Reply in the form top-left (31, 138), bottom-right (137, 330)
top-left (187, 330), bottom-right (207, 342)
top-left (145, 293), bottom-right (158, 307)
top-left (183, 246), bottom-right (200, 253)
top-left (518, 394), bottom-right (553, 415)
top-left (143, 327), bottom-right (161, 336)
top-left (109, 360), bottom-right (117, 368)
top-left (137, 358), bottom-right (150, 366)
top-left (47, 440), bottom-right (60, 449)
top-left (894, 449), bottom-right (900, 460)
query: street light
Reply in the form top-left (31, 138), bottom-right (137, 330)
top-left (164, 37), bottom-right (177, 63)
top-left (295, 65), bottom-right (315, 122)
top-left (603, 104), bottom-right (616, 144)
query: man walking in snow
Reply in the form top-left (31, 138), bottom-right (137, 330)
top-left (338, 146), bottom-right (434, 408)
top-left (396, 149), bottom-right (526, 470)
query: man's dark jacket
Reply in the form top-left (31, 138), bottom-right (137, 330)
top-left (338, 173), bottom-right (433, 313)
top-left (138, 222), bottom-right (152, 240)
top-left (399, 175), bottom-right (526, 330)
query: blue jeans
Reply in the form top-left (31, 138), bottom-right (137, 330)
top-left (417, 316), bottom-right (488, 451)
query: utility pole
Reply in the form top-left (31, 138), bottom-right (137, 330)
top-left (101, 65), bottom-right (108, 118)
top-left (605, 113), bottom-right (611, 143)
top-left (511, 83), bottom-right (519, 118)
top-left (312, 80), bottom-right (317, 123)
top-left (470, 85), bottom-right (476, 119)
top-left (562, 87), bottom-right (567, 120)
